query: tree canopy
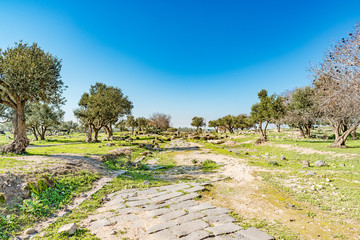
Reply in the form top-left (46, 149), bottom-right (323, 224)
top-left (191, 117), bottom-right (206, 132)
top-left (0, 42), bottom-right (64, 153)
top-left (74, 82), bottom-right (132, 142)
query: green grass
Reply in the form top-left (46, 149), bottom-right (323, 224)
top-left (0, 171), bottom-right (99, 239)
top-left (202, 159), bottom-right (219, 172)
top-left (33, 171), bottom-right (171, 240)
top-left (0, 158), bottom-right (26, 173)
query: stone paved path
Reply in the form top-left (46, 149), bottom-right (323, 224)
top-left (82, 182), bottom-right (274, 240)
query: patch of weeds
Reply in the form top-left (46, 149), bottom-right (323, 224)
top-left (229, 212), bottom-right (299, 240)
top-left (306, 211), bottom-right (316, 218)
top-left (34, 173), bottom-right (170, 240)
top-left (268, 160), bottom-right (280, 166)
top-left (202, 160), bottom-right (219, 172)
top-left (0, 171), bottom-right (98, 239)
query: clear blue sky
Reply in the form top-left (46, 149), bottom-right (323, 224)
top-left (0, 0), bottom-right (359, 127)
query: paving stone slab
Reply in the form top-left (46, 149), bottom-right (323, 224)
top-left (152, 192), bottom-right (183, 202)
top-left (149, 229), bottom-right (177, 240)
top-left (203, 214), bottom-right (235, 224)
top-left (184, 185), bottom-right (206, 193)
top-left (205, 222), bottom-right (242, 236)
top-left (147, 208), bottom-right (172, 217)
top-left (202, 207), bottom-right (230, 216)
top-left (180, 230), bottom-right (213, 240)
top-left (126, 199), bottom-right (153, 207)
top-left (159, 209), bottom-right (187, 221)
top-left (170, 219), bottom-right (209, 237)
top-left (117, 207), bottom-right (141, 214)
top-left (238, 227), bottom-right (274, 240)
top-left (170, 192), bottom-right (200, 203)
top-left (143, 202), bottom-right (170, 211)
top-left (88, 218), bottom-right (111, 230)
top-left (169, 199), bottom-right (198, 211)
top-left (188, 202), bottom-right (215, 213)
top-left (174, 211), bottom-right (206, 224)
top-left (147, 221), bottom-right (178, 234)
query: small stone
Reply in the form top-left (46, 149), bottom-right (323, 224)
top-left (105, 142), bottom-right (115, 146)
top-left (302, 161), bottom-right (310, 168)
top-left (24, 228), bottom-right (37, 235)
top-left (306, 171), bottom-right (316, 176)
top-left (315, 160), bottom-right (327, 167)
top-left (280, 155), bottom-right (286, 160)
top-left (143, 180), bottom-right (150, 185)
top-left (58, 223), bottom-right (78, 235)
top-left (326, 178), bottom-right (331, 182)
top-left (111, 231), bottom-right (117, 235)
top-left (339, 164), bottom-right (345, 167)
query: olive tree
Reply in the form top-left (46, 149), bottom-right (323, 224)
top-left (311, 25), bottom-right (360, 147)
top-left (284, 87), bottom-right (319, 138)
top-left (74, 83), bottom-right (133, 142)
top-left (250, 89), bottom-right (275, 141)
top-left (126, 115), bottom-right (137, 135)
top-left (0, 42), bottom-right (64, 153)
top-left (26, 103), bottom-right (64, 140)
top-left (191, 117), bottom-right (206, 132)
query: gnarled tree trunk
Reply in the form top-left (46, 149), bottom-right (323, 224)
top-left (351, 130), bottom-right (359, 140)
top-left (104, 124), bottom-right (113, 140)
top-left (330, 120), bottom-right (359, 148)
top-left (31, 127), bottom-right (38, 141)
top-left (299, 125), bottom-right (305, 138)
top-left (85, 125), bottom-right (93, 142)
top-left (2, 105), bottom-right (29, 154)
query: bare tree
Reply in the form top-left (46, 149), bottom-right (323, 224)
top-left (311, 24), bottom-right (360, 147)
top-left (149, 113), bottom-right (171, 131)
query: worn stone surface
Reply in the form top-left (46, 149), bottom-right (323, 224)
top-left (58, 223), bottom-right (77, 235)
top-left (205, 222), bottom-right (243, 236)
top-left (82, 182), bottom-right (273, 240)
top-left (239, 227), bottom-right (275, 240)
top-left (170, 219), bottom-right (209, 237)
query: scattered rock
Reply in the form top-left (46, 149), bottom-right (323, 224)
top-left (280, 155), bottom-right (286, 160)
top-left (105, 142), bottom-right (115, 147)
top-left (302, 161), bottom-right (310, 168)
top-left (58, 223), bottom-right (78, 235)
top-left (306, 171), bottom-right (316, 176)
top-left (143, 180), bottom-right (150, 185)
top-left (24, 228), bottom-right (37, 235)
top-left (339, 164), bottom-right (345, 167)
top-left (315, 160), bottom-right (327, 167)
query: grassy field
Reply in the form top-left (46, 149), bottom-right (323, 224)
top-left (1, 129), bottom-right (360, 239)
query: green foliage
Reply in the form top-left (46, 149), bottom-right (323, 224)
top-left (26, 102), bottom-right (64, 140)
top-left (0, 214), bottom-right (19, 239)
top-left (0, 41), bottom-right (64, 106)
top-left (21, 171), bottom-right (98, 218)
top-left (0, 193), bottom-right (5, 203)
top-left (191, 117), bottom-right (206, 132)
top-left (74, 82), bottom-right (133, 141)
top-left (202, 160), bottom-right (219, 172)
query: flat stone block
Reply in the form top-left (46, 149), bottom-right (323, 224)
top-left (149, 229), bottom-right (177, 240)
top-left (203, 214), bottom-right (235, 224)
top-left (88, 218), bottom-right (111, 230)
top-left (147, 221), bottom-right (178, 234)
top-left (205, 222), bottom-right (242, 236)
top-left (180, 230), bottom-right (212, 240)
top-left (170, 192), bottom-right (200, 203)
top-left (159, 210), bottom-right (187, 221)
top-left (238, 227), bottom-right (274, 240)
top-left (188, 203), bottom-right (215, 213)
top-left (174, 211), bottom-right (205, 224)
top-left (147, 208), bottom-right (172, 217)
top-left (202, 207), bottom-right (230, 216)
top-left (169, 200), bottom-right (198, 211)
top-left (152, 192), bottom-right (183, 202)
top-left (170, 219), bottom-right (209, 237)
top-left (126, 199), bottom-right (152, 207)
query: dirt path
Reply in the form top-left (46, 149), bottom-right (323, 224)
top-left (163, 142), bottom-right (360, 239)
